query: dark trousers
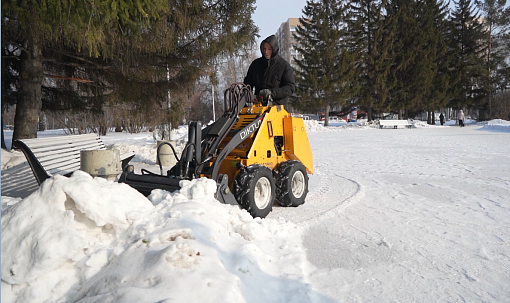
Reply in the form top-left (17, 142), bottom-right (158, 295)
top-left (459, 120), bottom-right (464, 127)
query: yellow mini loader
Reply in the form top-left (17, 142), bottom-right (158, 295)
top-left (119, 83), bottom-right (313, 218)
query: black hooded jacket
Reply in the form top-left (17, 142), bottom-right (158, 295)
top-left (243, 35), bottom-right (296, 107)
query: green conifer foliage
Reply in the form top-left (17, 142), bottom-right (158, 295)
top-left (347, 0), bottom-right (398, 120)
top-left (386, 0), bottom-right (451, 120)
top-left (2, 0), bottom-right (257, 139)
top-left (448, 0), bottom-right (487, 109)
top-left (475, 0), bottom-right (510, 118)
top-left (293, 0), bottom-right (356, 124)
top-left (420, 0), bottom-right (452, 119)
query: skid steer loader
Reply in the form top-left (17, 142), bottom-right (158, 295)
top-left (119, 83), bottom-right (313, 218)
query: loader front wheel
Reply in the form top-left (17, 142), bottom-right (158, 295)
top-left (234, 165), bottom-right (275, 218)
top-left (275, 160), bottom-right (309, 207)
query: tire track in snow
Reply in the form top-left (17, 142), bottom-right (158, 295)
top-left (269, 163), bottom-right (363, 226)
top-left (298, 173), bottom-right (364, 227)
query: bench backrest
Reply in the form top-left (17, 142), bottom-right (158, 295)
top-left (12, 134), bottom-right (106, 185)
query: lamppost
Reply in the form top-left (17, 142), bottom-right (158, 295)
top-left (212, 84), bottom-right (216, 122)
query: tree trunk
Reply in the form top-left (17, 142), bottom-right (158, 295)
top-left (99, 125), bottom-right (107, 136)
top-left (324, 104), bottom-right (330, 126)
top-left (13, 33), bottom-right (43, 140)
top-left (1, 127), bottom-right (6, 150)
top-left (1, 113), bottom-right (6, 149)
top-left (38, 112), bottom-right (46, 131)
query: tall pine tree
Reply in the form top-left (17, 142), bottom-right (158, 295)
top-left (2, 0), bottom-right (257, 140)
top-left (385, 0), bottom-right (421, 117)
top-left (475, 0), bottom-right (510, 118)
top-left (386, 0), bottom-right (451, 122)
top-left (347, 0), bottom-right (398, 120)
top-left (294, 0), bottom-right (356, 125)
top-left (2, 0), bottom-right (169, 140)
top-left (448, 0), bottom-right (487, 110)
top-left (422, 0), bottom-right (453, 123)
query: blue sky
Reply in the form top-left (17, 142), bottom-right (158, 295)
top-left (252, 0), bottom-right (308, 44)
top-left (251, 0), bottom-right (505, 45)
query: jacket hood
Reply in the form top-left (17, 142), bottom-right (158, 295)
top-left (260, 35), bottom-right (279, 58)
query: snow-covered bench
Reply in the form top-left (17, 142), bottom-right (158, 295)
top-left (379, 120), bottom-right (412, 129)
top-left (12, 134), bottom-right (135, 185)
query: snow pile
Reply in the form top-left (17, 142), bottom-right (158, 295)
top-left (1, 149), bottom-right (26, 170)
top-left (411, 120), bottom-right (443, 128)
top-left (481, 119), bottom-right (510, 132)
top-left (2, 118), bottom-right (510, 302)
top-left (1, 172), bottom-right (314, 303)
top-left (303, 120), bottom-right (329, 132)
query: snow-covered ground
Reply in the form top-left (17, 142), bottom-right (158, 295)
top-left (1, 119), bottom-right (510, 302)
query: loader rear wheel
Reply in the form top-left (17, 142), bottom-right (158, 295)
top-left (234, 165), bottom-right (275, 218)
top-left (275, 160), bottom-right (309, 207)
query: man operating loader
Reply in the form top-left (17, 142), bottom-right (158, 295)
top-left (244, 35), bottom-right (296, 108)
top-left (121, 37), bottom-right (310, 219)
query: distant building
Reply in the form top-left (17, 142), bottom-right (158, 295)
top-left (276, 18), bottom-right (303, 71)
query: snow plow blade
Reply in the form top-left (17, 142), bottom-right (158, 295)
top-left (118, 166), bottom-right (238, 205)
top-left (118, 165), bottom-right (181, 197)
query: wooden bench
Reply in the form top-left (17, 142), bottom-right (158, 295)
top-left (379, 120), bottom-right (412, 129)
top-left (12, 134), bottom-right (135, 185)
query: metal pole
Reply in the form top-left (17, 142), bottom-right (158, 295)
top-left (212, 85), bottom-right (216, 122)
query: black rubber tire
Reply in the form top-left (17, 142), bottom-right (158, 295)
top-left (274, 160), bottom-right (309, 207)
top-left (233, 165), bottom-right (276, 218)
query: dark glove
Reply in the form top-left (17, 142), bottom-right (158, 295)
top-left (259, 89), bottom-right (272, 98)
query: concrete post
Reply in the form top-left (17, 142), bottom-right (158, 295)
top-left (80, 150), bottom-right (121, 181)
